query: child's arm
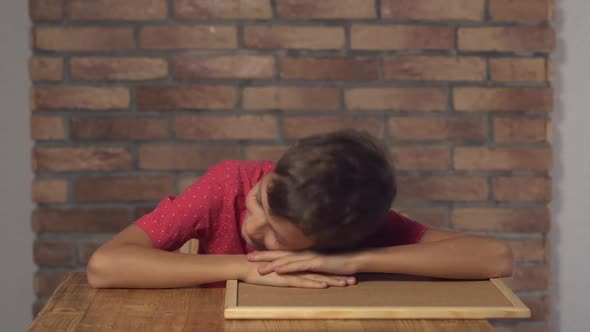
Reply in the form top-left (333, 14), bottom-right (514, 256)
top-left (354, 229), bottom-right (513, 279)
top-left (249, 229), bottom-right (513, 280)
top-left (87, 224), bottom-right (245, 288)
top-left (87, 224), bottom-right (353, 289)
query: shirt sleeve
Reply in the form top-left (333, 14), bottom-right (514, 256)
top-left (134, 161), bottom-right (228, 251)
top-left (359, 210), bottom-right (429, 248)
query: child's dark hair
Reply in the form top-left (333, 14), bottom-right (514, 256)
top-left (267, 129), bottom-right (396, 249)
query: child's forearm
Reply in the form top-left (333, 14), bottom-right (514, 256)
top-left (355, 236), bottom-right (513, 279)
top-left (87, 245), bottom-right (249, 288)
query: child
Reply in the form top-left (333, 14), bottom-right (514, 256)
top-left (87, 130), bottom-right (513, 289)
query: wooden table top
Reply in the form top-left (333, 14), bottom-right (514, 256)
top-left (28, 273), bottom-right (495, 332)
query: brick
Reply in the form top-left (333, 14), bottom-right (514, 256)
top-left (137, 86), bottom-right (236, 110)
top-left (493, 177), bottom-right (551, 201)
top-left (32, 208), bottom-right (130, 233)
top-left (283, 117), bottom-right (383, 139)
top-left (384, 56), bottom-right (486, 81)
top-left (31, 116), bottom-right (65, 140)
top-left (244, 26), bottom-right (344, 50)
top-left (547, 59), bottom-right (553, 82)
top-left (391, 147), bottom-right (450, 171)
top-left (389, 117), bottom-right (487, 142)
top-left (397, 176), bottom-right (488, 202)
top-left (506, 239), bottom-right (546, 262)
top-left (34, 271), bottom-right (67, 297)
top-left (139, 145), bottom-right (240, 170)
top-left (71, 117), bottom-right (169, 141)
top-left (29, 57), bottom-right (63, 81)
top-left (452, 207), bottom-right (549, 232)
top-left (381, 0), bottom-right (484, 21)
top-left (75, 176), bottom-right (174, 202)
top-left (141, 26), bottom-right (237, 50)
top-left (34, 27), bottom-right (134, 51)
top-left (175, 115), bottom-right (278, 140)
top-left (78, 239), bottom-right (107, 264)
top-left (494, 117), bottom-right (548, 143)
top-left (454, 147), bottom-right (552, 171)
top-left (281, 57), bottom-right (378, 80)
top-left (392, 206), bottom-right (448, 228)
top-left (30, 0), bottom-right (62, 21)
top-left (70, 0), bottom-right (167, 20)
top-left (458, 27), bottom-right (555, 52)
top-left (454, 88), bottom-right (553, 112)
top-left (502, 266), bottom-right (548, 292)
top-left (31, 87), bottom-right (130, 111)
top-left (490, 0), bottom-right (551, 22)
top-left (34, 239), bottom-right (74, 267)
top-left (276, 0), bottom-right (375, 19)
top-left (178, 176), bottom-right (199, 193)
top-left (174, 0), bottom-right (272, 19)
top-left (70, 57), bottom-right (168, 81)
top-left (32, 179), bottom-right (68, 203)
top-left (243, 87), bottom-right (340, 111)
top-left (351, 25), bottom-right (454, 50)
top-left (33, 147), bottom-right (132, 172)
top-left (346, 88), bottom-right (447, 111)
top-left (490, 58), bottom-right (547, 82)
top-left (244, 146), bottom-right (289, 161)
top-left (521, 296), bottom-right (548, 321)
top-left (173, 55), bottom-right (274, 79)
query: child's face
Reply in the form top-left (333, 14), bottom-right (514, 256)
top-left (242, 173), bottom-right (315, 251)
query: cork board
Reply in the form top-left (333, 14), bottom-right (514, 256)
top-left (224, 274), bottom-right (530, 319)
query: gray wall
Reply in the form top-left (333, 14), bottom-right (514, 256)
top-left (551, 0), bottom-right (590, 331)
top-left (0, 0), bottom-right (34, 331)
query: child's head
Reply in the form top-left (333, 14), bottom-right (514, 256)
top-left (242, 130), bottom-right (396, 251)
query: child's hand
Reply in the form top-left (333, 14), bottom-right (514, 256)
top-left (240, 261), bottom-right (354, 288)
top-left (247, 251), bottom-right (359, 279)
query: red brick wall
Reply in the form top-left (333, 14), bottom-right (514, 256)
top-left (29, 0), bottom-right (554, 329)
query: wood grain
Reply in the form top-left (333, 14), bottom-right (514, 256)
top-left (28, 272), bottom-right (496, 331)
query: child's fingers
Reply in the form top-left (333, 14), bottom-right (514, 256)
top-left (258, 255), bottom-right (315, 274)
top-left (273, 260), bottom-right (316, 274)
top-left (274, 258), bottom-right (328, 274)
top-left (302, 274), bottom-right (348, 287)
top-left (317, 275), bottom-right (356, 285)
top-left (275, 264), bottom-right (356, 285)
top-left (283, 275), bottom-right (328, 289)
top-left (247, 250), bottom-right (291, 262)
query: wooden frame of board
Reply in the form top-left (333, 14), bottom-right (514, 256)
top-left (224, 277), bottom-right (530, 320)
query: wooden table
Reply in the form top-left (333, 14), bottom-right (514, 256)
top-left (28, 273), bottom-right (495, 331)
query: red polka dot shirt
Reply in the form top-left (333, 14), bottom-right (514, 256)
top-left (135, 160), bottom-right (428, 255)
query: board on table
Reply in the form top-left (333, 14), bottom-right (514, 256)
top-left (224, 274), bottom-right (530, 320)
